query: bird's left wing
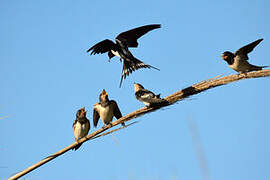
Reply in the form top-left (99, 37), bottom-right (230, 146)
top-left (116, 24), bottom-right (161, 48)
top-left (87, 39), bottom-right (117, 55)
top-left (235, 38), bottom-right (263, 61)
top-left (111, 100), bottom-right (122, 119)
top-left (85, 118), bottom-right (90, 134)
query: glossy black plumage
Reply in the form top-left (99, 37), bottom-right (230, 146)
top-left (87, 24), bottom-right (161, 87)
top-left (234, 38), bottom-right (264, 61)
top-left (115, 24), bottom-right (161, 48)
top-left (222, 39), bottom-right (268, 73)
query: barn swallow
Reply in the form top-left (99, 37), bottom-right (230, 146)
top-left (93, 89), bottom-right (125, 127)
top-left (72, 107), bottom-right (90, 151)
top-left (87, 24), bottom-right (161, 87)
top-left (134, 83), bottom-right (167, 107)
top-left (222, 38), bottom-right (268, 73)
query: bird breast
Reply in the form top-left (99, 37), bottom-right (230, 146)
top-left (99, 105), bottom-right (114, 124)
top-left (73, 122), bottom-right (89, 141)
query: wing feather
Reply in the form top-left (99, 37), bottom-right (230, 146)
top-left (111, 100), bottom-right (122, 119)
top-left (87, 39), bottom-right (117, 55)
top-left (116, 24), bottom-right (161, 48)
top-left (235, 39), bottom-right (263, 61)
top-left (93, 105), bottom-right (100, 127)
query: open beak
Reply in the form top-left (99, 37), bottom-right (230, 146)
top-left (101, 89), bottom-right (108, 96)
top-left (221, 54), bottom-right (226, 60)
top-left (80, 107), bottom-right (86, 117)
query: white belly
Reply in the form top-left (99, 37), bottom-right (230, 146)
top-left (111, 50), bottom-right (121, 58)
top-left (99, 106), bottom-right (114, 124)
top-left (73, 122), bottom-right (88, 141)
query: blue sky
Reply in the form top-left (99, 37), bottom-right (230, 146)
top-left (1, 0), bottom-right (270, 179)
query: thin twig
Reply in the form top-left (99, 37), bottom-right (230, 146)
top-left (9, 69), bottom-right (270, 180)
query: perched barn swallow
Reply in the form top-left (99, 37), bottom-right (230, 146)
top-left (134, 83), bottom-right (167, 107)
top-left (222, 38), bottom-right (268, 73)
top-left (93, 89), bottom-right (125, 127)
top-left (72, 107), bottom-right (90, 151)
top-left (87, 24), bottom-right (161, 87)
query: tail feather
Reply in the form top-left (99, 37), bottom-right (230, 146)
top-left (250, 65), bottom-right (269, 71)
top-left (148, 97), bottom-right (168, 105)
top-left (119, 57), bottom-right (160, 87)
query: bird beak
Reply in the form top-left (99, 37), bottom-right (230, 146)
top-left (80, 107), bottom-right (86, 117)
top-left (221, 54), bottom-right (226, 60)
top-left (134, 83), bottom-right (139, 92)
top-left (101, 89), bottom-right (108, 96)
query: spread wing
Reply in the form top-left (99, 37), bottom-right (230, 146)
top-left (235, 38), bottom-right (263, 61)
top-left (93, 105), bottom-right (100, 127)
top-left (87, 39), bottom-right (117, 55)
top-left (111, 100), bottom-right (122, 119)
top-left (116, 24), bottom-right (161, 48)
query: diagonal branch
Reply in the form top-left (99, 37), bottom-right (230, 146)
top-left (9, 69), bottom-right (270, 180)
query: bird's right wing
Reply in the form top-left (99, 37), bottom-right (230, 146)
top-left (93, 105), bottom-right (100, 127)
top-left (87, 39), bottom-right (117, 55)
top-left (235, 38), bottom-right (263, 61)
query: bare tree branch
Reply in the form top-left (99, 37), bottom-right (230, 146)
top-left (8, 69), bottom-right (270, 180)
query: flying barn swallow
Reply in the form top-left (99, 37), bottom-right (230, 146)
top-left (72, 107), bottom-right (90, 151)
top-left (93, 89), bottom-right (125, 127)
top-left (222, 38), bottom-right (268, 73)
top-left (134, 83), bottom-right (167, 107)
top-left (87, 24), bottom-right (161, 87)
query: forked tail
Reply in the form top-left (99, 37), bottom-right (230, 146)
top-left (119, 57), bottom-right (160, 87)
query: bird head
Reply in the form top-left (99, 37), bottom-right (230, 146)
top-left (134, 83), bottom-right (144, 92)
top-left (76, 107), bottom-right (87, 119)
top-left (222, 51), bottom-right (234, 61)
top-left (99, 89), bottom-right (109, 102)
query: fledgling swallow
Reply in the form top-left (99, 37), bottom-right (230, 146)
top-left (72, 107), bottom-right (90, 151)
top-left (93, 89), bottom-right (125, 127)
top-left (134, 83), bottom-right (167, 107)
top-left (221, 38), bottom-right (268, 73)
top-left (87, 24), bottom-right (161, 87)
